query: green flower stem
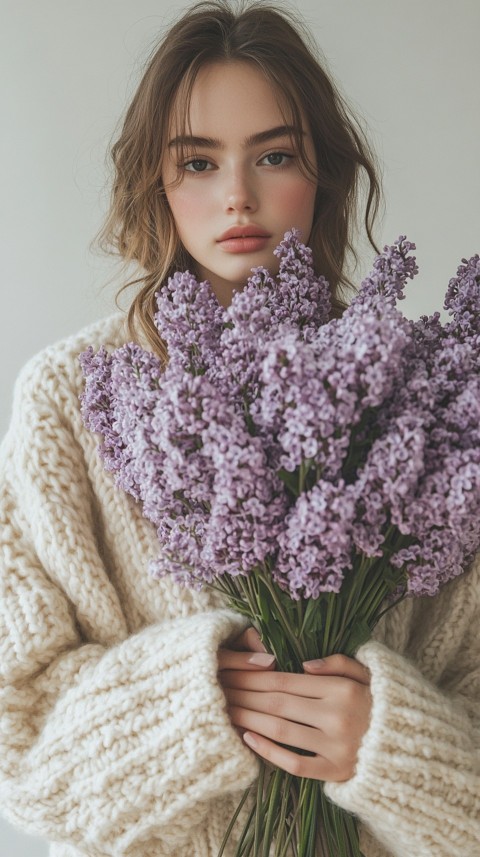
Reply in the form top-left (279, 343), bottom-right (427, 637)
top-left (262, 769), bottom-right (283, 857)
top-left (323, 595), bottom-right (335, 654)
top-left (333, 555), bottom-right (373, 639)
top-left (214, 551), bottom-right (404, 856)
top-left (375, 588), bottom-right (408, 623)
top-left (276, 777), bottom-right (309, 857)
top-left (298, 780), bottom-right (318, 857)
top-left (296, 599), bottom-right (303, 637)
top-left (235, 800), bottom-right (257, 857)
top-left (319, 791), bottom-right (336, 856)
top-left (273, 773), bottom-right (293, 857)
top-left (254, 763), bottom-right (266, 854)
top-left (249, 568), bottom-right (307, 666)
top-left (217, 786), bottom-right (252, 857)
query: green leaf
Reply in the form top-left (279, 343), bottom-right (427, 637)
top-left (277, 467), bottom-right (300, 496)
top-left (340, 617), bottom-right (371, 655)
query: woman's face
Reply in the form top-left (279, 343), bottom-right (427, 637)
top-left (162, 61), bottom-right (317, 307)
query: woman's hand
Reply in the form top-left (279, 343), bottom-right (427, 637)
top-left (220, 647), bottom-right (372, 783)
top-left (217, 626), bottom-right (276, 672)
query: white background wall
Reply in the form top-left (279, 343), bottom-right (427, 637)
top-left (0, 0), bottom-right (479, 853)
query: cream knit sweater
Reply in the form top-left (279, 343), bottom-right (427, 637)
top-left (0, 314), bottom-right (479, 857)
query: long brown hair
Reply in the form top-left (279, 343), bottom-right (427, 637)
top-left (95, 0), bottom-right (382, 362)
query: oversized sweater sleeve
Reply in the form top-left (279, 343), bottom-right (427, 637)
top-left (0, 337), bottom-right (258, 856)
top-left (324, 566), bottom-right (480, 857)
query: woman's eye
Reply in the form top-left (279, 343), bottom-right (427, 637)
top-left (184, 159), bottom-right (211, 172)
top-left (261, 152), bottom-right (292, 167)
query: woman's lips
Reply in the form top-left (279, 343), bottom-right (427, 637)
top-left (218, 236), bottom-right (270, 253)
top-left (217, 225), bottom-right (271, 254)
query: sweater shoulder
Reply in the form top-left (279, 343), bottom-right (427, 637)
top-left (2, 314), bottom-right (129, 458)
top-left (15, 312), bottom-right (128, 398)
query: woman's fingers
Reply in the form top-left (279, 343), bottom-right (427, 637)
top-left (217, 648), bottom-right (276, 671)
top-left (218, 626), bottom-right (272, 671)
top-left (223, 667), bottom-right (371, 782)
top-left (303, 654), bottom-right (371, 686)
top-left (220, 668), bottom-right (357, 699)
top-left (242, 731), bottom-right (347, 782)
top-left (220, 652), bottom-right (371, 783)
top-left (225, 686), bottom-right (324, 731)
top-left (229, 702), bottom-right (355, 781)
top-left (229, 704), bottom-right (323, 756)
top-left (224, 680), bottom-right (369, 736)
top-left (227, 626), bottom-right (267, 653)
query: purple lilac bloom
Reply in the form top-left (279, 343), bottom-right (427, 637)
top-left (251, 298), bottom-right (411, 479)
top-left (422, 361), bottom-right (480, 470)
top-left (79, 343), bottom-right (167, 501)
top-left (201, 418), bottom-right (288, 576)
top-left (351, 415), bottom-right (426, 557)
top-left (433, 379), bottom-right (480, 453)
top-left (213, 270), bottom-right (277, 401)
top-left (250, 329), bottom-right (352, 476)
top-left (151, 510), bottom-right (210, 587)
top-left (107, 344), bottom-right (165, 500)
top-left (212, 230), bottom-right (332, 402)
top-left (347, 236), bottom-right (418, 312)
top-left (140, 370), bottom-right (218, 522)
top-left (269, 229), bottom-right (331, 334)
top-left (382, 325), bottom-right (480, 473)
top-left (79, 231), bottom-right (480, 602)
top-left (274, 480), bottom-right (356, 598)
top-left (79, 346), bottom-right (123, 473)
top-left (391, 447), bottom-right (480, 595)
top-left (154, 270), bottom-right (225, 374)
top-left (444, 252), bottom-right (480, 340)
top-left (149, 412), bottom-right (289, 586)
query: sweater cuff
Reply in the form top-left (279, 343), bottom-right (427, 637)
top-left (5, 608), bottom-right (258, 855)
top-left (324, 641), bottom-right (479, 857)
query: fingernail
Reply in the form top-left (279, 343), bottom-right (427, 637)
top-left (243, 732), bottom-right (258, 748)
top-left (247, 653), bottom-right (276, 666)
top-left (303, 658), bottom-right (326, 669)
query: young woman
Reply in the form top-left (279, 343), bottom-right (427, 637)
top-left (0, 3), bottom-right (478, 857)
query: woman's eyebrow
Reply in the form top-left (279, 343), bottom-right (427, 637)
top-left (168, 125), bottom-right (305, 149)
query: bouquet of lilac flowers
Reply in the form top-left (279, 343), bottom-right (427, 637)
top-left (80, 231), bottom-right (480, 857)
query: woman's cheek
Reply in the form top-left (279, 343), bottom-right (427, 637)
top-left (169, 185), bottom-right (208, 221)
top-left (271, 177), bottom-right (316, 232)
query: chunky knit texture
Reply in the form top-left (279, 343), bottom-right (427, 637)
top-left (0, 314), bottom-right (479, 857)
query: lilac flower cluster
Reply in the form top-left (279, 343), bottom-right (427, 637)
top-left (250, 299), bottom-right (411, 478)
top-left (154, 270), bottom-right (224, 375)
top-left (80, 230), bottom-right (480, 599)
top-left (350, 248), bottom-right (480, 594)
top-left (210, 232), bottom-right (331, 403)
top-left (347, 235), bottom-right (418, 310)
top-left (275, 479), bottom-right (356, 597)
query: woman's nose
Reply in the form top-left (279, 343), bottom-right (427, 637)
top-left (224, 169), bottom-right (258, 213)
